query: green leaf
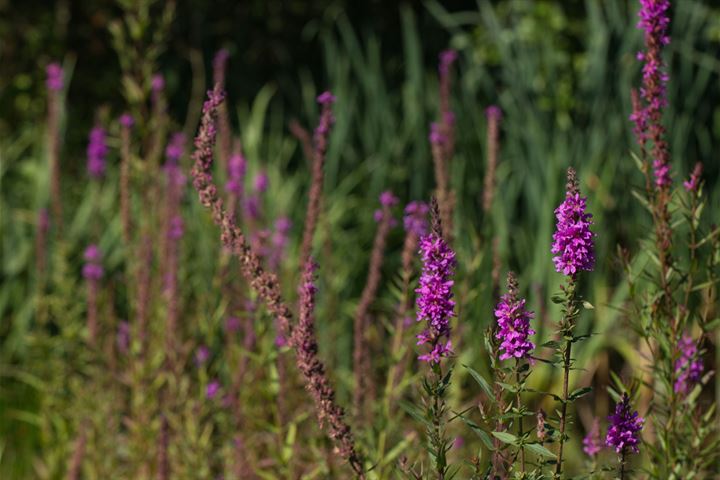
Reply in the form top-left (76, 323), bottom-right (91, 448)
top-left (525, 442), bottom-right (556, 458)
top-left (491, 431), bottom-right (518, 445)
top-left (463, 364), bottom-right (493, 397)
top-left (569, 386), bottom-right (593, 401)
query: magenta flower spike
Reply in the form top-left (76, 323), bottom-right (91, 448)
top-left (46, 62), bottom-right (64, 92)
top-left (86, 126), bottom-right (108, 179)
top-left (551, 168), bottom-right (596, 276)
top-left (583, 418), bottom-right (603, 458)
top-left (494, 273), bottom-right (535, 361)
top-left (674, 334), bottom-right (704, 395)
top-left (606, 393), bottom-right (644, 455)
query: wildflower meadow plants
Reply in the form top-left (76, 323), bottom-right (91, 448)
top-left (2, 0), bottom-right (720, 479)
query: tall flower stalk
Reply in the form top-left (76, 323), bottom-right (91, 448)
top-left (299, 91), bottom-right (335, 266)
top-left (606, 393), bottom-right (644, 479)
top-left (83, 245), bottom-right (104, 346)
top-left (46, 62), bottom-right (64, 231)
top-left (551, 167), bottom-right (595, 478)
top-left (353, 191), bottom-right (397, 419)
top-left (483, 106), bottom-right (502, 213)
top-left (415, 199), bottom-right (456, 478)
top-left (190, 87), bottom-right (363, 477)
top-left (119, 113), bottom-right (134, 245)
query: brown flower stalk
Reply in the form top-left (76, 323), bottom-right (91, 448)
top-left (157, 415), bottom-right (170, 480)
top-left (213, 49), bottom-right (232, 176)
top-left (136, 235), bottom-right (153, 356)
top-left (289, 119), bottom-right (315, 167)
top-left (190, 86), bottom-right (363, 477)
top-left (353, 193), bottom-right (396, 419)
top-left (294, 260), bottom-right (365, 478)
top-left (35, 209), bottom-right (50, 279)
top-left (66, 422), bottom-right (87, 480)
top-left (299, 92), bottom-right (335, 266)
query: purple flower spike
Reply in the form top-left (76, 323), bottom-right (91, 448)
top-left (225, 316), bottom-right (241, 333)
top-left (225, 152), bottom-right (247, 195)
top-left (317, 91), bottom-right (336, 105)
top-left (46, 63), bottom-right (64, 92)
top-left (683, 162), bottom-right (703, 193)
top-left (254, 171), bottom-right (269, 193)
top-left (403, 201), bottom-right (430, 237)
top-left (206, 380), bottom-right (221, 399)
top-left (151, 74), bottom-right (165, 93)
top-left (438, 49), bottom-right (458, 76)
top-left (82, 244), bottom-right (103, 280)
top-left (213, 48), bottom-right (230, 70)
top-left (674, 334), bottom-right (704, 395)
top-left (606, 393), bottom-right (644, 455)
top-left (165, 132), bottom-right (186, 163)
top-left (494, 272), bottom-right (535, 361)
top-left (429, 122), bottom-right (446, 145)
top-left (86, 126), bottom-right (108, 179)
top-left (415, 205), bottom-right (456, 364)
top-left (583, 418), bottom-right (603, 458)
top-left (379, 191), bottom-right (399, 207)
top-left (551, 168), bottom-right (595, 276)
top-left (195, 345), bottom-right (210, 366)
top-left (485, 105), bottom-right (502, 121)
top-left (119, 113), bottom-right (134, 129)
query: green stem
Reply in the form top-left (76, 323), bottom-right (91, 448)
top-left (619, 449), bottom-right (627, 480)
top-left (516, 361), bottom-right (525, 474)
top-left (555, 279), bottom-right (576, 479)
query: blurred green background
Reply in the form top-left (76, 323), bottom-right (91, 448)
top-left (2, 0), bottom-right (720, 477)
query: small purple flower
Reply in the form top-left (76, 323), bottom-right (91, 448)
top-left (195, 345), bottom-right (210, 366)
top-left (119, 113), bottom-right (134, 129)
top-left (274, 334), bottom-right (288, 348)
top-left (403, 201), bottom-right (430, 237)
top-left (225, 316), bottom-right (241, 333)
top-left (683, 162), bottom-right (703, 193)
top-left (244, 195), bottom-right (261, 221)
top-left (606, 393), bottom-right (644, 455)
top-left (379, 191), bottom-right (399, 207)
top-left (206, 380), bottom-right (221, 399)
top-left (429, 122), bottom-right (445, 145)
top-left (317, 91), bottom-right (336, 105)
top-left (151, 74), bottom-right (165, 93)
top-left (438, 49), bottom-right (458, 76)
top-left (254, 171), bottom-right (269, 193)
top-left (46, 63), bottom-right (64, 92)
top-left (168, 216), bottom-right (184, 240)
top-left (165, 132), bottom-right (186, 163)
top-left (225, 152), bottom-right (247, 195)
top-left (485, 105), bottom-right (502, 121)
top-left (117, 321), bottom-right (130, 354)
top-left (415, 218), bottom-right (457, 364)
top-left (583, 418), bottom-right (603, 458)
top-left (494, 273), bottom-right (535, 361)
top-left (674, 334), bottom-right (704, 395)
top-left (82, 244), bottom-right (103, 280)
top-left (551, 168), bottom-right (595, 276)
top-left (86, 126), bottom-right (108, 178)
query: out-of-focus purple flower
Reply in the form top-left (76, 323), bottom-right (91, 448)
top-left (415, 219), bottom-right (457, 364)
top-left (485, 105), bottom-right (502, 121)
top-left (151, 74), bottom-right (165, 94)
top-left (213, 48), bottom-right (230, 70)
top-left (38, 208), bottom-right (50, 231)
top-left (379, 191), bottom-right (399, 207)
top-left (268, 216), bottom-right (292, 271)
top-left (168, 216), bottom-right (184, 240)
top-left (317, 91), bottom-right (336, 105)
top-left (674, 334), bottom-right (704, 395)
top-left (254, 171), bottom-right (269, 193)
top-left (119, 113), bottom-right (134, 129)
top-left (494, 273), bottom-right (535, 361)
top-left (453, 436), bottom-right (464, 449)
top-left (195, 345), bottom-right (210, 366)
top-left (82, 244), bottom-right (103, 280)
top-left (117, 321), bottom-right (130, 354)
top-left (606, 393), bottom-right (644, 455)
top-left (583, 418), bottom-right (603, 458)
top-left (438, 49), bottom-right (458, 76)
top-left (86, 126), bottom-right (108, 179)
top-left (225, 152), bottom-right (247, 195)
top-left (274, 334), bottom-right (288, 348)
top-left (206, 380), bottom-right (221, 399)
top-left (551, 168), bottom-right (595, 276)
top-left (403, 201), bottom-right (430, 237)
top-left (429, 122), bottom-right (445, 145)
top-left (46, 63), bottom-right (64, 92)
top-left (244, 195), bottom-right (261, 221)
top-left (225, 316), bottom-right (241, 334)
top-left (165, 132), bottom-right (186, 163)
top-left (683, 162), bottom-right (703, 193)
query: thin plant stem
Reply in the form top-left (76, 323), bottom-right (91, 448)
top-left (516, 361), bottom-right (525, 473)
top-left (555, 278), bottom-right (577, 479)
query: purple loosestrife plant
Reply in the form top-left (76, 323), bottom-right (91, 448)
top-left (483, 105), bottom-right (502, 213)
top-left (674, 334), bottom-right (704, 395)
top-left (414, 199), bottom-right (456, 478)
top-left (299, 91), bottom-right (335, 266)
top-left (683, 162), bottom-right (703, 193)
top-left (46, 63), bottom-right (64, 229)
top-left (213, 48), bottom-right (232, 172)
top-left (87, 126), bottom-right (108, 179)
top-left (494, 272), bottom-right (535, 472)
top-left (606, 393), bottom-right (644, 478)
top-left (551, 167), bottom-right (595, 478)
top-left (353, 191), bottom-right (397, 419)
top-left (119, 113), bottom-right (134, 243)
top-left (583, 418), bottom-right (602, 459)
top-left (83, 245), bottom-right (103, 345)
